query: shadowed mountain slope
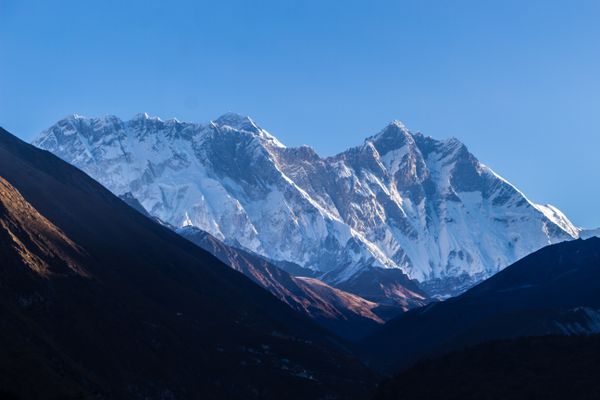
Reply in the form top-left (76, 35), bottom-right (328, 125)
top-left (361, 237), bottom-right (600, 373)
top-left (373, 335), bottom-right (600, 400)
top-left (0, 127), bottom-right (376, 400)
top-left (117, 192), bottom-right (407, 341)
top-left (177, 226), bottom-right (401, 340)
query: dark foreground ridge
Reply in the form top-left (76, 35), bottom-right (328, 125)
top-left (361, 236), bottom-right (600, 372)
top-left (0, 127), bottom-right (376, 400)
top-left (373, 335), bottom-right (600, 400)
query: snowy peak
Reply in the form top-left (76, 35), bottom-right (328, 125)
top-left (212, 112), bottom-right (258, 131)
top-left (132, 112), bottom-right (152, 121)
top-left (369, 120), bottom-right (415, 156)
top-left (211, 112), bottom-right (285, 148)
top-left (33, 114), bottom-right (582, 297)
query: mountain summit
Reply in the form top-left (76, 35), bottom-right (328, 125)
top-left (34, 114), bottom-right (582, 296)
top-left (1, 126), bottom-right (376, 399)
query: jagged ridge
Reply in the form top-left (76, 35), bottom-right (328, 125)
top-left (33, 113), bottom-right (582, 297)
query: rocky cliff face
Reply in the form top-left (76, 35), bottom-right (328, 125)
top-left (34, 113), bottom-right (580, 296)
top-left (177, 225), bottom-right (422, 341)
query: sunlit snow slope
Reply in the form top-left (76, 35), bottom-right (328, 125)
top-left (34, 113), bottom-right (582, 295)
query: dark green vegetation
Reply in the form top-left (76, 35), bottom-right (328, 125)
top-left (0, 127), bottom-right (376, 400)
top-left (373, 335), bottom-right (600, 400)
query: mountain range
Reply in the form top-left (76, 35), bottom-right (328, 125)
top-left (33, 113), bottom-right (586, 298)
top-left (0, 126), bottom-right (376, 399)
top-left (177, 225), bottom-right (410, 340)
top-left (2, 113), bottom-right (600, 399)
top-left (360, 236), bottom-right (600, 373)
top-left (117, 191), bottom-right (426, 340)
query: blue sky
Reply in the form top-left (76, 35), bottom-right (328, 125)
top-left (1, 0), bottom-right (599, 227)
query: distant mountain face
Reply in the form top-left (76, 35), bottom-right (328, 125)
top-left (0, 127), bottom-right (376, 400)
top-left (177, 225), bottom-right (416, 340)
top-left (116, 192), bottom-right (424, 339)
top-left (34, 113), bottom-right (581, 295)
top-left (581, 228), bottom-right (600, 239)
top-left (360, 237), bottom-right (600, 373)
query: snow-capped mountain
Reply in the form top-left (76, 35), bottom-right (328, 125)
top-left (117, 191), bottom-right (425, 337)
top-left (33, 112), bottom-right (582, 295)
top-left (581, 228), bottom-right (600, 239)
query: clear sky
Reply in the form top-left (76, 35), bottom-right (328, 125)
top-left (1, 0), bottom-right (598, 227)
